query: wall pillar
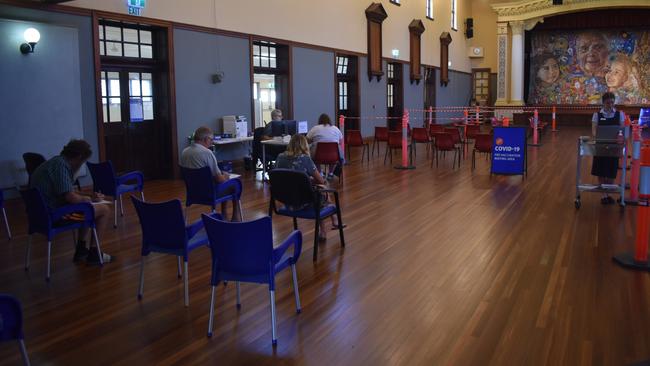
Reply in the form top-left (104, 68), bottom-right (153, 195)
top-left (494, 22), bottom-right (509, 106)
top-left (509, 20), bottom-right (525, 106)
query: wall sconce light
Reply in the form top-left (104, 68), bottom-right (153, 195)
top-left (20, 28), bottom-right (40, 54)
top-left (391, 49), bottom-right (400, 58)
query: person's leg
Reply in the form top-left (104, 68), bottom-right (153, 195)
top-left (87, 203), bottom-right (113, 263)
top-left (220, 201), bottom-right (229, 220)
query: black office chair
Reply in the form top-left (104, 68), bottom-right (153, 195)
top-left (22, 152), bottom-right (46, 186)
top-left (252, 127), bottom-right (281, 173)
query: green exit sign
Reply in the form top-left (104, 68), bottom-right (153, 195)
top-left (127, 0), bottom-right (146, 16)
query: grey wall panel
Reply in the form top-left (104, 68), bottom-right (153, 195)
top-left (359, 57), bottom-right (387, 138)
top-left (0, 19), bottom-right (84, 192)
top-left (292, 47), bottom-right (335, 128)
top-left (403, 64), bottom-right (425, 127)
top-left (435, 69), bottom-right (473, 124)
top-left (174, 28), bottom-right (252, 161)
top-left (0, 5), bottom-right (96, 191)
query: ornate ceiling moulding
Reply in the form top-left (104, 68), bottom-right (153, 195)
top-left (491, 0), bottom-right (650, 22)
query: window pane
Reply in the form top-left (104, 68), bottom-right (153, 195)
top-left (253, 56), bottom-right (260, 67)
top-left (99, 41), bottom-right (105, 56)
top-left (270, 47), bottom-right (276, 58)
top-left (123, 28), bottom-right (138, 43)
top-left (143, 97), bottom-right (154, 120)
top-left (138, 45), bottom-right (151, 58)
top-left (261, 46), bottom-right (269, 57)
top-left (105, 26), bottom-right (122, 41)
top-left (269, 58), bottom-right (276, 68)
top-left (130, 97), bottom-right (144, 122)
top-left (98, 25), bottom-right (104, 40)
top-left (342, 65), bottom-right (348, 74)
top-left (106, 42), bottom-right (123, 57)
top-left (101, 78), bottom-right (107, 97)
top-left (109, 98), bottom-right (121, 122)
top-left (141, 73), bottom-right (152, 96)
top-left (102, 98), bottom-right (108, 123)
top-left (129, 73), bottom-right (141, 96)
top-left (140, 30), bottom-right (152, 44)
top-left (261, 57), bottom-right (269, 68)
top-left (108, 72), bottom-right (120, 97)
top-left (253, 45), bottom-right (260, 56)
top-left (124, 43), bottom-right (139, 58)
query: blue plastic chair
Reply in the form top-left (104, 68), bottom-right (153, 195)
top-left (268, 169), bottom-right (345, 261)
top-left (0, 294), bottom-right (30, 366)
top-left (0, 189), bottom-right (11, 240)
top-left (21, 188), bottom-right (104, 280)
top-left (180, 166), bottom-right (243, 221)
top-left (86, 161), bottom-right (144, 228)
top-left (131, 197), bottom-right (216, 307)
top-left (202, 214), bottom-right (302, 345)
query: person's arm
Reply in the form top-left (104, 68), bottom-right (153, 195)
top-left (207, 152), bottom-right (229, 184)
top-left (64, 191), bottom-right (92, 204)
top-left (304, 156), bottom-right (325, 185)
top-left (306, 126), bottom-right (316, 143)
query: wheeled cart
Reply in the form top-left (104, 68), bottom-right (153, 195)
top-left (575, 136), bottom-right (627, 209)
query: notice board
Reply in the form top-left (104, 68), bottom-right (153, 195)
top-left (491, 127), bottom-right (527, 176)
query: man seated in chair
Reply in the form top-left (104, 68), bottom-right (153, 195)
top-left (181, 126), bottom-right (242, 221)
top-left (30, 139), bottom-right (113, 264)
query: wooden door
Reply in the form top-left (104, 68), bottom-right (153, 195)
top-left (100, 68), bottom-right (165, 178)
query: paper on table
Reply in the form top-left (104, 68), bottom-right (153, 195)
top-left (228, 173), bottom-right (241, 180)
top-left (91, 200), bottom-right (112, 205)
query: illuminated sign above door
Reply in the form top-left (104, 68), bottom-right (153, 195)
top-left (127, 0), bottom-right (146, 16)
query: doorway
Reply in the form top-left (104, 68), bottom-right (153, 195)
top-left (96, 20), bottom-right (173, 179)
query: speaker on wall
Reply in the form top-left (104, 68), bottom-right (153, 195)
top-left (465, 18), bottom-right (474, 39)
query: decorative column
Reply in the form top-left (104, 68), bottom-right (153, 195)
top-left (509, 20), bottom-right (525, 106)
top-left (494, 22), bottom-right (509, 106)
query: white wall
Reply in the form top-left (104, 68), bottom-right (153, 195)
top-left (67, 0), bottom-right (473, 72)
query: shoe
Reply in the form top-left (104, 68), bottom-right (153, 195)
top-left (73, 245), bottom-right (89, 263)
top-left (327, 173), bottom-right (334, 181)
top-left (318, 234), bottom-right (327, 242)
top-left (86, 247), bottom-right (114, 265)
top-left (600, 196), bottom-right (615, 205)
top-left (330, 224), bottom-right (347, 230)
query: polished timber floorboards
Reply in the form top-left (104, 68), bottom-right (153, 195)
top-left (1, 127), bottom-right (650, 365)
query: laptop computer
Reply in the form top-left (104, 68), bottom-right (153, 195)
top-left (595, 125), bottom-right (622, 142)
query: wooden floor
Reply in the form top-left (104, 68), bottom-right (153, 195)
top-left (1, 127), bottom-right (650, 365)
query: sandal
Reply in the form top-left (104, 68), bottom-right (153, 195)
top-left (331, 224), bottom-right (347, 230)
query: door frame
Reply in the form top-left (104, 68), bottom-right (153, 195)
top-left (91, 11), bottom-right (179, 178)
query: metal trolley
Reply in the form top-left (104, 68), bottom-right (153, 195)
top-left (575, 136), bottom-right (627, 209)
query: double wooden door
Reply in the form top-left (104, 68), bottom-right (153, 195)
top-left (100, 68), bottom-right (169, 178)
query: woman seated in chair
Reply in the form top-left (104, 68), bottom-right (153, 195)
top-left (307, 113), bottom-right (344, 179)
top-left (275, 134), bottom-right (340, 241)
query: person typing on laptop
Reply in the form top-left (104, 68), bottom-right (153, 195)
top-left (591, 92), bottom-right (625, 204)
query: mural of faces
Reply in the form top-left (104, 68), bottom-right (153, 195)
top-left (537, 58), bottom-right (560, 85)
top-left (529, 29), bottom-right (650, 105)
top-left (605, 60), bottom-right (629, 89)
top-left (576, 33), bottom-right (609, 77)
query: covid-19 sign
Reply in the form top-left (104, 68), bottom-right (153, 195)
top-left (491, 127), bottom-right (527, 176)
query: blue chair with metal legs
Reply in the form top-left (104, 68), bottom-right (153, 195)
top-left (131, 197), bottom-right (216, 307)
top-left (20, 188), bottom-right (103, 281)
top-left (202, 214), bottom-right (302, 346)
top-left (86, 161), bottom-right (144, 228)
top-left (0, 189), bottom-right (11, 240)
top-left (180, 166), bottom-right (243, 221)
top-left (0, 294), bottom-right (30, 366)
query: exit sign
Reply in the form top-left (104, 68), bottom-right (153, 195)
top-left (127, 0), bottom-right (146, 16)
